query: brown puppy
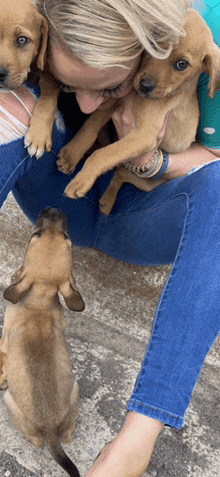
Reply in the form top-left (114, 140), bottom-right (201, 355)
top-left (0, 0), bottom-right (48, 89)
top-left (54, 9), bottom-right (220, 212)
top-left (24, 9), bottom-right (220, 211)
top-left (0, 207), bottom-right (84, 477)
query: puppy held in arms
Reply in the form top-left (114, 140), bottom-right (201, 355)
top-left (56, 9), bottom-right (220, 213)
top-left (0, 207), bottom-right (85, 477)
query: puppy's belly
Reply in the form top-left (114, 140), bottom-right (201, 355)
top-left (161, 118), bottom-right (198, 153)
top-left (161, 100), bottom-right (199, 153)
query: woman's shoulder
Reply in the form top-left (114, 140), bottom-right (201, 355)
top-left (194, 1), bottom-right (220, 46)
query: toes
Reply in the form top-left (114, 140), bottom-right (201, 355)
top-left (56, 157), bottom-right (75, 175)
top-left (64, 181), bottom-right (86, 199)
top-left (24, 133), bottom-right (51, 159)
top-left (26, 144), bottom-right (44, 159)
top-left (24, 134), bottom-right (31, 148)
top-left (64, 187), bottom-right (80, 199)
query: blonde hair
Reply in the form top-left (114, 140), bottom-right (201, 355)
top-left (40, 0), bottom-right (192, 68)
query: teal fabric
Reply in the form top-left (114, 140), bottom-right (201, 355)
top-left (196, 1), bottom-right (220, 148)
top-left (196, 0), bottom-right (220, 45)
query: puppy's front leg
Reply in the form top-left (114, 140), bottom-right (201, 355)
top-left (64, 129), bottom-right (153, 198)
top-left (64, 97), bottom-right (169, 198)
top-left (24, 72), bottom-right (60, 159)
top-left (57, 101), bottom-right (117, 175)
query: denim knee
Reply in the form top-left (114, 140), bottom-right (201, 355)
top-left (127, 161), bottom-right (220, 428)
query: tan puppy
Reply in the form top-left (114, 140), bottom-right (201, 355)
top-left (24, 10), bottom-right (220, 212)
top-left (0, 0), bottom-right (48, 89)
top-left (57, 9), bottom-right (220, 211)
top-left (0, 207), bottom-right (84, 477)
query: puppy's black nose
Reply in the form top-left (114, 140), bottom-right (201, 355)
top-left (35, 207), bottom-right (68, 231)
top-left (0, 68), bottom-right (8, 83)
top-left (138, 79), bottom-right (155, 96)
top-left (40, 207), bottom-right (65, 221)
top-left (48, 207), bottom-right (60, 215)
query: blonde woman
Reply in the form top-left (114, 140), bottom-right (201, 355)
top-left (0, 1), bottom-right (219, 476)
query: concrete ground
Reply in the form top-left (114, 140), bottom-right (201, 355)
top-left (0, 193), bottom-right (219, 477)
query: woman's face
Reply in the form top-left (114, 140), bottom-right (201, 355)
top-left (48, 41), bottom-right (141, 114)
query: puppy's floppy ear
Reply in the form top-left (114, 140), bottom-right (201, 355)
top-left (59, 276), bottom-right (85, 312)
top-left (203, 45), bottom-right (220, 98)
top-left (3, 268), bottom-right (32, 304)
top-left (36, 14), bottom-right (49, 70)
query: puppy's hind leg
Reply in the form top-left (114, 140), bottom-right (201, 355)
top-left (99, 166), bottom-right (167, 215)
top-left (0, 333), bottom-right (8, 389)
top-left (0, 350), bottom-right (7, 389)
top-left (99, 168), bottom-right (125, 215)
top-left (4, 390), bottom-right (43, 446)
top-left (0, 347), bottom-right (7, 389)
top-left (61, 381), bottom-right (79, 444)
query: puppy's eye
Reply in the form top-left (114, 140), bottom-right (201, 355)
top-left (174, 60), bottom-right (189, 71)
top-left (31, 230), bottom-right (42, 238)
top-left (17, 36), bottom-right (31, 46)
top-left (63, 232), bottom-right (71, 240)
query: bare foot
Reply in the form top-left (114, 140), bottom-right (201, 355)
top-left (86, 412), bottom-right (164, 477)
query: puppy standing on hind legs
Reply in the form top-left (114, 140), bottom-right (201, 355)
top-left (0, 207), bottom-right (85, 477)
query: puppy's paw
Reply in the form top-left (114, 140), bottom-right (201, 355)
top-left (64, 173), bottom-right (94, 199)
top-left (99, 196), bottom-right (114, 215)
top-left (57, 145), bottom-right (84, 174)
top-left (24, 130), bottom-right (52, 159)
top-left (28, 436), bottom-right (43, 447)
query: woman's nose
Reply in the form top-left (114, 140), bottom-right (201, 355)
top-left (75, 89), bottom-right (104, 113)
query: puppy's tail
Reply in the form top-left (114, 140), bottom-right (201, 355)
top-left (47, 437), bottom-right (80, 477)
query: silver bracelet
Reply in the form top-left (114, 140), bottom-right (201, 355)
top-left (123, 149), bottom-right (164, 178)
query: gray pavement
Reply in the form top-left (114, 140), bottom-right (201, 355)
top-left (0, 193), bottom-right (219, 477)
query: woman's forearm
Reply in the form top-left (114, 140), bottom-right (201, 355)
top-left (164, 142), bottom-right (220, 180)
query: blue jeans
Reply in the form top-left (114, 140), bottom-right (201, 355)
top-left (0, 85), bottom-right (219, 428)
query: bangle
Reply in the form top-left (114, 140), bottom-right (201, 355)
top-left (123, 149), bottom-right (163, 177)
top-left (150, 150), bottom-right (169, 179)
top-left (123, 149), bottom-right (169, 179)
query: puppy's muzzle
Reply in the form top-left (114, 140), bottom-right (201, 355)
top-left (0, 67), bottom-right (8, 86)
top-left (137, 78), bottom-right (155, 97)
top-left (38, 206), bottom-right (65, 222)
top-left (34, 206), bottom-right (69, 234)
